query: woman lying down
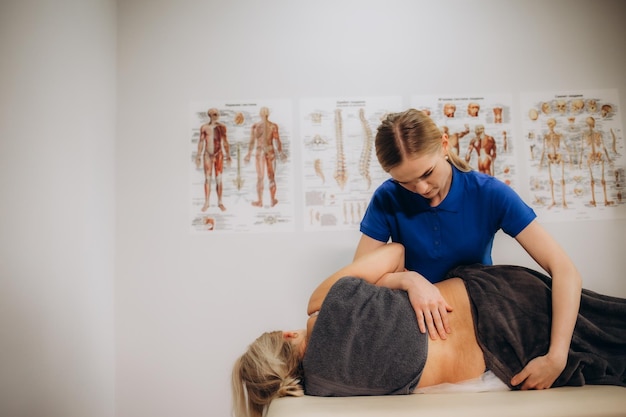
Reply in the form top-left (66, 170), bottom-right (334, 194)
top-left (232, 243), bottom-right (626, 417)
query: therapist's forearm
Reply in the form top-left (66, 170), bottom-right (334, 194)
top-left (307, 243), bottom-right (405, 315)
top-left (376, 270), bottom-right (424, 291)
top-left (515, 220), bottom-right (582, 362)
top-left (548, 267), bottom-right (582, 360)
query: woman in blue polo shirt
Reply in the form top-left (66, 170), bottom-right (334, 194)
top-left (356, 108), bottom-right (582, 391)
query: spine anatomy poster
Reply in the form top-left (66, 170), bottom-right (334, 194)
top-left (521, 89), bottom-right (625, 222)
top-left (411, 93), bottom-right (519, 191)
top-left (300, 96), bottom-right (402, 231)
top-left (189, 99), bottom-right (295, 232)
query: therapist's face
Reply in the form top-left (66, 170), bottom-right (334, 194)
top-left (388, 151), bottom-right (451, 202)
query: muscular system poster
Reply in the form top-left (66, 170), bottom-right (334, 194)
top-left (300, 96), bottom-right (402, 231)
top-left (189, 99), bottom-right (295, 232)
top-left (521, 89), bottom-right (625, 222)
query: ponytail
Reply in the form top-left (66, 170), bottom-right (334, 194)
top-left (232, 331), bottom-right (304, 417)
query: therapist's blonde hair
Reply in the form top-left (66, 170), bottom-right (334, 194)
top-left (375, 108), bottom-right (471, 173)
top-left (232, 331), bottom-right (304, 417)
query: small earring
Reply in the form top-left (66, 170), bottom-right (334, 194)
top-left (445, 155), bottom-right (449, 160)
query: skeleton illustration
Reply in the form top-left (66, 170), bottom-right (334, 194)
top-left (539, 118), bottom-right (570, 209)
top-left (580, 116), bottom-right (613, 207)
top-left (358, 108), bottom-right (374, 190)
top-left (333, 109), bottom-right (348, 190)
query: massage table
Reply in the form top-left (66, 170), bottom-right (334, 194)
top-left (267, 385), bottom-right (626, 417)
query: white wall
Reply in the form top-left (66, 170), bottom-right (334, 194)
top-left (2, 1), bottom-right (624, 417)
top-left (0, 1), bottom-right (116, 417)
top-left (116, 1), bottom-right (626, 416)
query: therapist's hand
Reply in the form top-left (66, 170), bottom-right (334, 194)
top-left (511, 352), bottom-right (566, 390)
top-left (403, 272), bottom-right (453, 340)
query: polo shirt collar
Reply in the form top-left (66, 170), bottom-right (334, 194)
top-left (437, 164), bottom-right (461, 213)
top-left (398, 162), bottom-right (461, 213)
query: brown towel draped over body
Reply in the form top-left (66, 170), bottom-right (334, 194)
top-left (448, 264), bottom-right (626, 388)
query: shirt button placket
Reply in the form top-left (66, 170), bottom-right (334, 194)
top-left (431, 210), bottom-right (442, 258)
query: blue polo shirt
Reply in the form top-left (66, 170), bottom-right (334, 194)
top-left (360, 165), bottom-right (536, 283)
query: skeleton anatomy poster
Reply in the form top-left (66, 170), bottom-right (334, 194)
top-left (410, 93), bottom-right (520, 191)
top-left (189, 99), bottom-right (295, 232)
top-left (521, 89), bottom-right (625, 222)
top-left (300, 96), bottom-right (402, 231)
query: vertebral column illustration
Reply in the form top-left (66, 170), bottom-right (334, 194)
top-left (334, 109), bottom-right (348, 190)
top-left (358, 108), bottom-right (373, 190)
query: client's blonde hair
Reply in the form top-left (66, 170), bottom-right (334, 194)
top-left (232, 331), bottom-right (304, 417)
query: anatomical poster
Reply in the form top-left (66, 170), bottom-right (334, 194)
top-left (300, 96), bottom-right (403, 231)
top-left (410, 93), bottom-right (520, 191)
top-left (521, 89), bottom-right (625, 222)
top-left (189, 99), bottom-right (295, 233)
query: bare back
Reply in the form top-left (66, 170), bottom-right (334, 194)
top-left (417, 278), bottom-right (486, 388)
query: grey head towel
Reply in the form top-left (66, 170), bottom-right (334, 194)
top-left (303, 276), bottom-right (428, 396)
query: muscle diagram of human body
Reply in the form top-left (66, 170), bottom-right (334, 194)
top-left (466, 124), bottom-right (497, 176)
top-left (244, 107), bottom-right (286, 208)
top-left (443, 124), bottom-right (470, 156)
top-left (195, 108), bottom-right (231, 212)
